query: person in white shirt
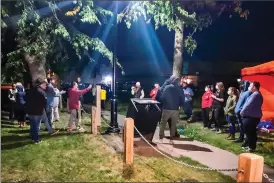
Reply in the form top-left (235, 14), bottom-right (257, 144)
top-left (131, 82), bottom-right (145, 99)
top-left (52, 86), bottom-right (66, 122)
top-left (8, 83), bottom-right (17, 120)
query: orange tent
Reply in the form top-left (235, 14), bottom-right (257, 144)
top-left (241, 61), bottom-right (274, 123)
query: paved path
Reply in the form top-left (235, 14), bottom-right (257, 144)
top-left (83, 105), bottom-right (274, 181)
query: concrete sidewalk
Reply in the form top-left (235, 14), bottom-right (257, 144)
top-left (84, 105), bottom-right (274, 181)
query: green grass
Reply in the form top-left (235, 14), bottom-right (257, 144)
top-left (180, 122), bottom-right (274, 168)
top-left (2, 111), bottom-right (234, 182)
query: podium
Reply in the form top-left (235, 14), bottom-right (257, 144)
top-left (126, 98), bottom-right (161, 142)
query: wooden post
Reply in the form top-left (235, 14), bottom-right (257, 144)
top-left (237, 153), bottom-right (264, 183)
top-left (124, 118), bottom-right (134, 165)
top-left (91, 107), bottom-right (97, 135)
top-left (96, 85), bottom-right (101, 127)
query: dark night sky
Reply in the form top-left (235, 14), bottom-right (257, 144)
top-left (111, 1), bottom-right (274, 67)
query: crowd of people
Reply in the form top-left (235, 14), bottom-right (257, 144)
top-left (131, 76), bottom-right (263, 152)
top-left (8, 76), bottom-right (91, 144)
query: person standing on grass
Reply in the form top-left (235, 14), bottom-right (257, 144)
top-left (67, 82), bottom-right (92, 132)
top-left (224, 87), bottom-right (238, 140)
top-left (15, 83), bottom-right (26, 127)
top-left (210, 82), bottom-right (225, 133)
top-left (52, 85), bottom-right (66, 122)
top-left (26, 79), bottom-right (58, 144)
top-left (201, 85), bottom-right (213, 128)
top-left (234, 81), bottom-right (251, 143)
top-left (181, 81), bottom-right (194, 123)
top-left (8, 83), bottom-right (17, 120)
top-left (240, 81), bottom-right (263, 152)
top-left (131, 82), bottom-right (145, 99)
top-left (156, 76), bottom-right (185, 144)
top-left (45, 78), bottom-right (57, 128)
top-left (150, 83), bottom-right (160, 100)
top-left (76, 77), bottom-right (85, 117)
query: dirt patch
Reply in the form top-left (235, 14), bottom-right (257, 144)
top-left (134, 140), bottom-right (164, 157)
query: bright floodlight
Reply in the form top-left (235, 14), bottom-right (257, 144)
top-left (104, 75), bottom-right (112, 83)
top-left (237, 78), bottom-right (241, 82)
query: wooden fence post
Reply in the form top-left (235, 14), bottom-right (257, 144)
top-left (124, 118), bottom-right (134, 165)
top-left (96, 85), bottom-right (101, 128)
top-left (237, 153), bottom-right (264, 183)
top-left (91, 107), bottom-right (97, 134)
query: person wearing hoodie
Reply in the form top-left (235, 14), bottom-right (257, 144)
top-left (15, 83), bottom-right (26, 127)
top-left (156, 76), bottom-right (185, 144)
top-left (240, 81), bottom-right (263, 152)
top-left (67, 82), bottom-right (92, 132)
top-left (234, 80), bottom-right (251, 143)
top-left (201, 85), bottom-right (213, 128)
top-left (224, 87), bottom-right (238, 140)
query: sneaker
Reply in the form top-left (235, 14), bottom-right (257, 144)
top-left (155, 139), bottom-right (163, 144)
top-left (216, 129), bottom-right (222, 134)
top-left (51, 130), bottom-right (59, 135)
top-left (211, 128), bottom-right (216, 131)
top-left (34, 140), bottom-right (42, 144)
top-left (234, 138), bottom-right (244, 143)
top-left (77, 127), bottom-right (86, 132)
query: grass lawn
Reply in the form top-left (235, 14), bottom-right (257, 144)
top-left (180, 122), bottom-right (274, 168)
top-left (1, 111), bottom-right (234, 182)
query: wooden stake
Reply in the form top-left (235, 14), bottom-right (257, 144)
top-left (91, 107), bottom-right (97, 135)
top-left (124, 118), bottom-right (134, 165)
top-left (237, 153), bottom-right (264, 183)
top-left (96, 85), bottom-right (101, 127)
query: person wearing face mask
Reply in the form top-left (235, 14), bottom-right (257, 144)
top-left (224, 87), bottom-right (238, 140)
top-left (210, 82), bottom-right (225, 133)
top-left (201, 85), bottom-right (213, 128)
top-left (240, 81), bottom-right (263, 152)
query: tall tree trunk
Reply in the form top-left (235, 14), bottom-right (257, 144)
top-left (24, 53), bottom-right (46, 84)
top-left (172, 19), bottom-right (184, 78)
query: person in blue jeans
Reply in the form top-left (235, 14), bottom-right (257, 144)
top-left (26, 79), bottom-right (58, 143)
top-left (234, 81), bottom-right (251, 143)
top-left (45, 78), bottom-right (57, 128)
top-left (181, 80), bottom-right (194, 122)
top-left (224, 87), bottom-right (238, 140)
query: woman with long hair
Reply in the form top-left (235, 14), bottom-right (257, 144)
top-left (224, 87), bottom-right (239, 140)
top-left (211, 82), bottom-right (225, 133)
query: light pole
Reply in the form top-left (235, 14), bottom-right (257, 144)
top-left (106, 1), bottom-right (120, 134)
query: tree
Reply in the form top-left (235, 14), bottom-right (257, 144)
top-left (1, 0), bottom-right (123, 84)
top-left (118, 1), bottom-right (249, 77)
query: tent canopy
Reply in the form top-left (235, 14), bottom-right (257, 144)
top-left (241, 61), bottom-right (274, 122)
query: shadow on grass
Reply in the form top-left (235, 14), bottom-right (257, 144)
top-left (1, 124), bottom-right (18, 129)
top-left (1, 131), bottom-right (84, 150)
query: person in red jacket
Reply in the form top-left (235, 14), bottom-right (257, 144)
top-left (202, 85), bottom-right (213, 128)
top-left (67, 82), bottom-right (92, 132)
top-left (150, 83), bottom-right (160, 100)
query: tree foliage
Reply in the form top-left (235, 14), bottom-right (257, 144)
top-left (1, 0), bottom-right (123, 83)
top-left (118, 0), bottom-right (249, 56)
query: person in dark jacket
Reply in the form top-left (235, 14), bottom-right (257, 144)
top-left (240, 81), bottom-right (263, 152)
top-left (234, 81), bottom-right (251, 143)
top-left (131, 82), bottom-right (145, 99)
top-left (210, 82), bottom-right (225, 133)
top-left (26, 79), bottom-right (58, 144)
top-left (15, 83), bottom-right (26, 127)
top-left (156, 76), bottom-right (185, 144)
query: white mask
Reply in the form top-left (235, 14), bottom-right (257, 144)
top-left (205, 88), bottom-right (208, 92)
top-left (227, 90), bottom-right (232, 95)
top-left (215, 86), bottom-right (219, 90)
